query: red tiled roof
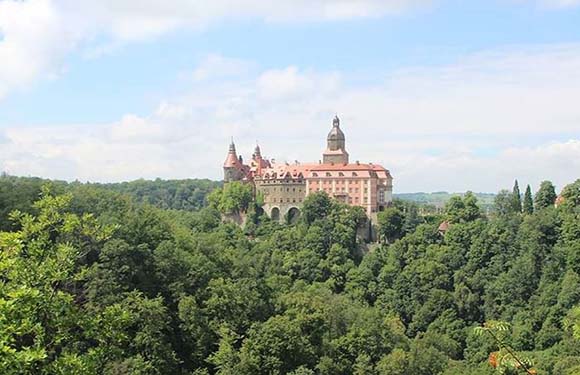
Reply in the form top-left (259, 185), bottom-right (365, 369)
top-left (310, 163), bottom-right (388, 172)
top-left (255, 162), bottom-right (392, 181)
top-left (224, 153), bottom-right (242, 168)
top-left (438, 221), bottom-right (450, 232)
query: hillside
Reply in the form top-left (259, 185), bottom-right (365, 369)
top-left (0, 174), bottom-right (579, 374)
top-left (395, 192), bottom-right (496, 210)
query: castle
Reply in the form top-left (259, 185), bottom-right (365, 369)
top-left (223, 116), bottom-right (393, 221)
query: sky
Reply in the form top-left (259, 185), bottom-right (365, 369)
top-left (0, 0), bottom-right (579, 193)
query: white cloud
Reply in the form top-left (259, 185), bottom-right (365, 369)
top-left (188, 54), bottom-right (254, 83)
top-left (257, 67), bottom-right (341, 101)
top-left (538, 0), bottom-right (580, 8)
top-left (383, 139), bottom-right (580, 192)
top-left (78, 0), bottom-right (429, 39)
top-left (0, 0), bottom-right (427, 100)
top-left (0, 0), bottom-right (84, 99)
top-left (2, 45), bottom-right (580, 192)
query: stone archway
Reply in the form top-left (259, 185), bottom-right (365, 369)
top-left (286, 207), bottom-right (300, 224)
top-left (255, 206), bottom-right (265, 217)
top-left (271, 207), bottom-right (280, 222)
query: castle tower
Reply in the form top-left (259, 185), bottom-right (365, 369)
top-left (252, 144), bottom-right (262, 161)
top-left (323, 115), bottom-right (349, 164)
top-left (223, 140), bottom-right (244, 182)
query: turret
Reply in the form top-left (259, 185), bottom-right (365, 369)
top-left (223, 140), bottom-right (244, 182)
top-left (327, 115), bottom-right (346, 151)
top-left (253, 144), bottom-right (262, 160)
top-left (323, 115), bottom-right (349, 164)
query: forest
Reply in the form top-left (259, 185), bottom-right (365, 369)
top-left (1, 174), bottom-right (580, 375)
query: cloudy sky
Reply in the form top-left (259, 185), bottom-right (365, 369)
top-left (1, 0), bottom-right (579, 193)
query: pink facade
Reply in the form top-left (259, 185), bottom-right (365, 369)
top-left (223, 116), bottom-right (393, 217)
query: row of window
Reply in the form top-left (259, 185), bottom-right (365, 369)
top-left (318, 187), bottom-right (371, 197)
top-left (261, 179), bottom-right (303, 184)
top-left (312, 172), bottom-right (358, 177)
top-left (263, 187), bottom-right (303, 193)
top-left (317, 187), bottom-right (369, 193)
top-left (268, 198), bottom-right (303, 203)
top-left (347, 197), bottom-right (368, 203)
top-left (319, 180), bottom-right (363, 185)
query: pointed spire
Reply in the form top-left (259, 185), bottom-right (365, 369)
top-left (254, 141), bottom-right (262, 159)
top-left (224, 138), bottom-right (241, 168)
top-left (333, 114), bottom-right (340, 127)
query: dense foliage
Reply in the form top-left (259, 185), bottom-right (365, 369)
top-left (1, 176), bottom-right (579, 374)
top-left (395, 191), bottom-right (496, 212)
top-left (0, 175), bottom-right (220, 230)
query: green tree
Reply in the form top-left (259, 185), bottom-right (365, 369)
top-left (474, 321), bottom-right (536, 375)
top-left (301, 192), bottom-right (333, 225)
top-left (376, 349), bottom-right (408, 375)
top-left (237, 315), bottom-right (316, 375)
top-left (207, 326), bottom-right (241, 375)
top-left (208, 182), bottom-right (253, 214)
top-left (523, 185), bottom-right (533, 214)
top-left (0, 187), bottom-right (115, 374)
top-left (564, 305), bottom-right (580, 341)
top-left (445, 192), bottom-right (481, 223)
top-left (561, 179), bottom-right (580, 208)
top-left (493, 190), bottom-right (517, 217)
top-left (512, 180), bottom-right (522, 213)
top-left (534, 180), bottom-right (557, 210)
top-left (463, 192), bottom-right (483, 221)
top-left (377, 207), bottom-right (404, 244)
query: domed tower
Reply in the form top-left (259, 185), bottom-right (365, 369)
top-left (223, 140), bottom-right (244, 182)
top-left (252, 144), bottom-right (262, 161)
top-left (323, 115), bottom-right (349, 164)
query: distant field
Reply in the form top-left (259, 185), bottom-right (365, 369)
top-left (394, 191), bottom-right (496, 209)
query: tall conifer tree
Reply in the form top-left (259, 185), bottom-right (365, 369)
top-left (523, 184), bottom-right (533, 214)
top-left (512, 180), bottom-right (522, 213)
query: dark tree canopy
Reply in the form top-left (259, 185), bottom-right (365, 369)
top-left (0, 176), bottom-right (579, 375)
top-left (301, 191), bottom-right (333, 225)
top-left (523, 184), bottom-right (534, 214)
top-left (444, 192), bottom-right (482, 223)
top-left (534, 180), bottom-right (557, 210)
top-left (512, 179), bottom-right (522, 213)
top-left (377, 207), bottom-right (404, 243)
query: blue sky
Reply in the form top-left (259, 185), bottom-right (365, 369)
top-left (0, 0), bottom-right (579, 192)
